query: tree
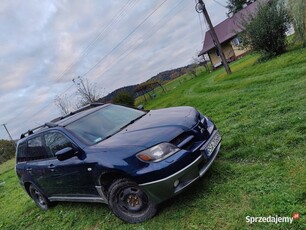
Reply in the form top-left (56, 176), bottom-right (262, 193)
top-left (227, 0), bottom-right (249, 14)
top-left (170, 72), bottom-right (181, 80)
top-left (54, 94), bottom-right (74, 115)
top-left (194, 52), bottom-right (211, 72)
top-left (73, 76), bottom-right (102, 106)
top-left (186, 64), bottom-right (198, 78)
top-left (55, 77), bottom-right (103, 115)
top-left (239, 0), bottom-right (291, 59)
top-left (288, 0), bottom-right (306, 46)
top-left (112, 91), bottom-right (135, 107)
top-left (0, 139), bottom-right (16, 164)
top-left (134, 81), bottom-right (165, 103)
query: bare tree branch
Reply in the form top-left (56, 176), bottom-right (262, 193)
top-left (73, 76), bottom-right (102, 106)
top-left (54, 94), bottom-right (73, 115)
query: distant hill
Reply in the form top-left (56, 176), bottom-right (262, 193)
top-left (100, 63), bottom-right (199, 102)
top-left (99, 85), bottom-right (138, 103)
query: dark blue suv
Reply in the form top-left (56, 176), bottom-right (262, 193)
top-left (15, 103), bottom-right (221, 223)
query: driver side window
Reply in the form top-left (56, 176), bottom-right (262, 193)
top-left (44, 132), bottom-right (74, 155)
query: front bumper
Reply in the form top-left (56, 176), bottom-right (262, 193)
top-left (139, 130), bottom-right (221, 204)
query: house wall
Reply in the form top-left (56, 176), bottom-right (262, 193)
top-left (207, 37), bottom-right (250, 68)
top-left (207, 42), bottom-right (235, 67)
top-left (232, 45), bottom-right (250, 58)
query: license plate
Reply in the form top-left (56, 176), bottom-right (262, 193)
top-left (202, 131), bottom-right (221, 157)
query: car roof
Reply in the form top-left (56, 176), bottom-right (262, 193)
top-left (54, 104), bottom-right (109, 126)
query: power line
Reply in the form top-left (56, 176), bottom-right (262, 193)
top-left (35, 0), bottom-right (170, 105)
top-left (212, 0), bottom-right (227, 8)
top-left (79, 0), bottom-right (169, 78)
top-left (92, 0), bottom-right (188, 80)
top-left (58, 0), bottom-right (186, 105)
top-left (57, 0), bottom-right (172, 104)
top-left (4, 1), bottom-right (138, 132)
top-left (197, 10), bottom-right (205, 41)
top-left (8, 1), bottom-right (170, 137)
top-left (0, 126), bottom-right (9, 140)
top-left (53, 0), bottom-right (138, 83)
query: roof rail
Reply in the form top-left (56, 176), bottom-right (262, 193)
top-left (51, 103), bottom-right (104, 122)
top-left (45, 122), bottom-right (58, 128)
top-left (20, 122), bottom-right (58, 139)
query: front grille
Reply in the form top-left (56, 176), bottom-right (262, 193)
top-left (171, 118), bottom-right (210, 151)
top-left (170, 132), bottom-right (194, 149)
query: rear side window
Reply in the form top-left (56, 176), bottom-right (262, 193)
top-left (44, 132), bottom-right (74, 155)
top-left (17, 136), bottom-right (51, 163)
top-left (16, 132), bottom-right (74, 163)
top-left (27, 136), bottom-right (49, 161)
top-left (16, 142), bottom-right (27, 163)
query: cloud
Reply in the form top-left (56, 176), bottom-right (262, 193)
top-left (0, 0), bottom-right (228, 139)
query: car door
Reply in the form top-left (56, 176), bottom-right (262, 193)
top-left (42, 131), bottom-right (97, 196)
top-left (25, 135), bottom-right (54, 195)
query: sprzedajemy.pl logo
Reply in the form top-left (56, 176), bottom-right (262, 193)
top-left (246, 212), bottom-right (300, 225)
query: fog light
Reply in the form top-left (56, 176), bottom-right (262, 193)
top-left (174, 180), bottom-right (179, 187)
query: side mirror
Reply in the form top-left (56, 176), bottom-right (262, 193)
top-left (55, 147), bottom-right (77, 161)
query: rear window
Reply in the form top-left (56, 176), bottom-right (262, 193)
top-left (16, 142), bottom-right (27, 163)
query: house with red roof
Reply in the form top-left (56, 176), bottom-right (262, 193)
top-left (198, 1), bottom-right (259, 68)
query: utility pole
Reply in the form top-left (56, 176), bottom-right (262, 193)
top-left (2, 124), bottom-right (16, 147)
top-left (196, 0), bottom-right (231, 75)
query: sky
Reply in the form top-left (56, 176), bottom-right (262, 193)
top-left (0, 0), bottom-right (228, 140)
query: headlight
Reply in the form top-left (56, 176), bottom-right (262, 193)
top-left (137, 143), bottom-right (180, 162)
top-left (205, 117), bottom-right (215, 134)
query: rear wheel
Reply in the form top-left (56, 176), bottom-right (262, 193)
top-left (108, 179), bottom-right (157, 223)
top-left (29, 184), bottom-right (50, 210)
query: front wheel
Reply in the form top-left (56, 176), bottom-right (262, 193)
top-left (29, 184), bottom-right (50, 210)
top-left (107, 179), bottom-right (157, 223)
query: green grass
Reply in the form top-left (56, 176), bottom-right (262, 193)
top-left (1, 47), bottom-right (306, 229)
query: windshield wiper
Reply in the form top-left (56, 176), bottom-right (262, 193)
top-left (99, 113), bottom-right (148, 142)
top-left (119, 113), bottom-right (147, 131)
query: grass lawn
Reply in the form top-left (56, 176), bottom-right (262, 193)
top-left (1, 47), bottom-right (305, 229)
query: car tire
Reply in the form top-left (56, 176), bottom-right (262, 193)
top-left (107, 178), bottom-right (157, 223)
top-left (29, 184), bottom-right (51, 211)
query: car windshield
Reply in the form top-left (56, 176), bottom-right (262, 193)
top-left (65, 104), bottom-right (145, 145)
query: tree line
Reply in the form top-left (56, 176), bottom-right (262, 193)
top-left (0, 140), bottom-right (15, 164)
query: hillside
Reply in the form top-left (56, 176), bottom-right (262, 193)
top-left (100, 63), bottom-right (200, 102)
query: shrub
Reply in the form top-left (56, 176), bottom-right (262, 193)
top-left (112, 91), bottom-right (135, 107)
top-left (288, 0), bottom-right (306, 46)
top-left (0, 140), bottom-right (15, 164)
top-left (240, 0), bottom-right (291, 60)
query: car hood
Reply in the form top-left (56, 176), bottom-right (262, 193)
top-left (92, 106), bottom-right (199, 149)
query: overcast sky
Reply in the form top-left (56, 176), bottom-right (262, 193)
top-left (0, 0), bottom-right (228, 140)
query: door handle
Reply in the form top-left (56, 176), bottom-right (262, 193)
top-left (26, 167), bottom-right (32, 172)
top-left (48, 164), bottom-right (55, 171)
